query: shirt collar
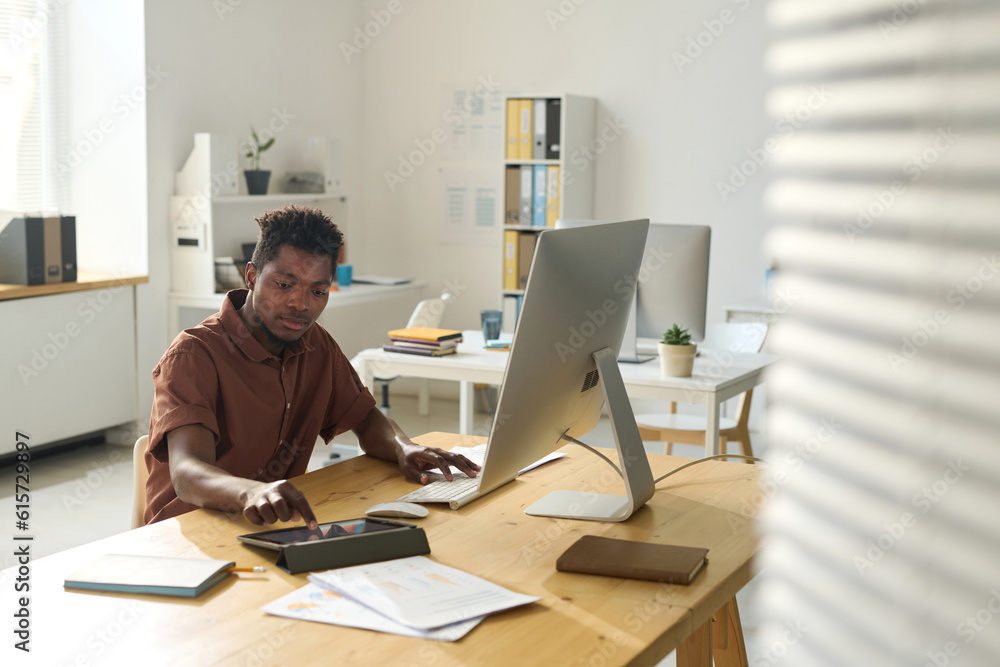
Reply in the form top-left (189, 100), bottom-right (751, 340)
top-left (220, 289), bottom-right (315, 362)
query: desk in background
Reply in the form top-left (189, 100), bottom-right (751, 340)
top-left (355, 331), bottom-right (779, 456)
top-left (169, 282), bottom-right (426, 359)
top-left (4, 432), bottom-right (761, 666)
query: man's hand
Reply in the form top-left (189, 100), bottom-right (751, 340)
top-left (396, 442), bottom-right (481, 485)
top-left (353, 407), bottom-right (482, 484)
top-left (167, 424), bottom-right (318, 529)
top-left (240, 480), bottom-right (318, 529)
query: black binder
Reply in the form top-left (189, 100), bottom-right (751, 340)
top-left (0, 215), bottom-right (76, 285)
top-left (545, 99), bottom-right (561, 160)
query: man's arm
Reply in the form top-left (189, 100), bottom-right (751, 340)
top-left (352, 407), bottom-right (481, 484)
top-left (165, 424), bottom-right (318, 529)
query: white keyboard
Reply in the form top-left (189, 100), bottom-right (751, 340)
top-left (398, 476), bottom-right (480, 504)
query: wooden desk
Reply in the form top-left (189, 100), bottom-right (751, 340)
top-left (4, 432), bottom-right (760, 666)
top-left (0, 271), bottom-right (148, 301)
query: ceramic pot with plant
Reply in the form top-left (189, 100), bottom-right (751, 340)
top-left (658, 324), bottom-right (697, 377)
top-left (244, 125), bottom-right (275, 195)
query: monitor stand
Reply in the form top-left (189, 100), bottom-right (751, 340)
top-left (524, 347), bottom-right (655, 522)
top-left (617, 293), bottom-right (655, 363)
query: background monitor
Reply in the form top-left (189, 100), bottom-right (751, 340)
top-left (479, 219), bottom-right (655, 522)
top-left (556, 220), bottom-right (711, 362)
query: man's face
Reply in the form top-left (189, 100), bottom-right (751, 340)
top-left (244, 244), bottom-right (333, 351)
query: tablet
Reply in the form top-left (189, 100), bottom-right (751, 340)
top-left (237, 518), bottom-right (408, 550)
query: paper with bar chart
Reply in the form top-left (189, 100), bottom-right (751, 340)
top-left (308, 556), bottom-right (540, 630)
top-left (261, 583), bottom-right (482, 641)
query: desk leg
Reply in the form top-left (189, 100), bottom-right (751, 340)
top-left (677, 617), bottom-right (712, 667)
top-left (677, 597), bottom-right (748, 667)
top-left (713, 597), bottom-right (749, 667)
top-left (706, 396), bottom-right (721, 457)
top-left (417, 378), bottom-right (430, 416)
top-left (459, 380), bottom-right (474, 435)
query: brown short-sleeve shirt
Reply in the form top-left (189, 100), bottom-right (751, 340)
top-left (143, 290), bottom-right (376, 524)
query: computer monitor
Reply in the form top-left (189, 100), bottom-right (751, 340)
top-left (477, 219), bottom-right (655, 522)
top-left (556, 220), bottom-right (711, 363)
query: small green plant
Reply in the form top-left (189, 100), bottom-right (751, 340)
top-left (661, 324), bottom-right (692, 346)
top-left (244, 126), bottom-right (275, 171)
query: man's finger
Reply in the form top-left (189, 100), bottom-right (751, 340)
top-left (422, 453), bottom-right (454, 481)
top-left (285, 490), bottom-right (318, 530)
top-left (256, 502), bottom-right (278, 525)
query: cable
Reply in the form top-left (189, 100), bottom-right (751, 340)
top-left (653, 454), bottom-right (765, 485)
top-left (560, 433), bottom-right (765, 486)
top-left (561, 433), bottom-right (622, 477)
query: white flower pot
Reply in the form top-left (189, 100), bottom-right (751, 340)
top-left (658, 342), bottom-right (697, 377)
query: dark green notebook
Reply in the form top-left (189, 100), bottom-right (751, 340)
top-left (64, 554), bottom-right (235, 597)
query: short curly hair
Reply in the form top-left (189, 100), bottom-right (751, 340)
top-left (250, 205), bottom-right (343, 277)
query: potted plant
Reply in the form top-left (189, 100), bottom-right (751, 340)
top-left (658, 324), bottom-right (697, 377)
top-left (243, 125), bottom-right (275, 195)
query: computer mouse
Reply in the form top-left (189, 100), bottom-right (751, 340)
top-left (365, 502), bottom-right (429, 519)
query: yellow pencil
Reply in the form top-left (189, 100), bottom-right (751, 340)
top-left (225, 566), bottom-right (266, 573)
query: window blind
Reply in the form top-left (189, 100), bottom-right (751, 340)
top-left (759, 1), bottom-right (1000, 665)
top-left (0, 0), bottom-right (68, 212)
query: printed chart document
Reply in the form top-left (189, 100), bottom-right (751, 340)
top-left (308, 556), bottom-right (540, 630)
top-left (261, 583), bottom-right (483, 641)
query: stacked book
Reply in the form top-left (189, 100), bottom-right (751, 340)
top-left (383, 327), bottom-right (463, 357)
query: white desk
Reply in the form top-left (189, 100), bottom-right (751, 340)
top-left (356, 330), bottom-right (779, 456)
top-left (168, 282), bottom-right (427, 335)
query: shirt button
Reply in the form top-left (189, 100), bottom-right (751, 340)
top-left (286, 403), bottom-right (291, 410)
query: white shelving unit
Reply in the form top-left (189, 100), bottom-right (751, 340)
top-left (166, 133), bottom-right (425, 358)
top-left (169, 133), bottom-right (349, 295)
top-left (500, 95), bottom-right (595, 329)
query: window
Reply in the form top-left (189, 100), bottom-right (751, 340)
top-left (0, 0), bottom-right (67, 213)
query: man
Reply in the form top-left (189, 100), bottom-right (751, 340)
top-left (143, 205), bottom-right (478, 526)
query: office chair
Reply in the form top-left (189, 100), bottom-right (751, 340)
top-left (131, 435), bottom-right (149, 529)
top-left (374, 292), bottom-right (454, 416)
top-left (635, 323), bottom-right (767, 459)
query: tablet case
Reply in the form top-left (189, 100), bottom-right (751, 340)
top-left (556, 535), bottom-right (708, 585)
top-left (270, 522), bottom-right (430, 574)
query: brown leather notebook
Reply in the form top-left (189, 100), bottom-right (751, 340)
top-left (556, 536), bottom-right (708, 585)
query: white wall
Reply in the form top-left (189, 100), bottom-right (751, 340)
top-left (357, 0), bottom-right (773, 332)
top-left (138, 0), bottom-right (774, 414)
top-left (65, 1), bottom-right (148, 275)
top-left (141, 0), bottom-right (366, 418)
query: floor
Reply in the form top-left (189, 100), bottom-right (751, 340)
top-left (0, 394), bottom-right (767, 666)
